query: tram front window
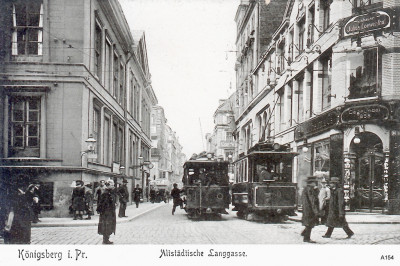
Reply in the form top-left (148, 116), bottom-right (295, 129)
top-left (187, 167), bottom-right (228, 186)
top-left (254, 160), bottom-right (292, 182)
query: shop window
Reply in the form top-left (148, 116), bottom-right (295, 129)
top-left (314, 141), bottom-right (330, 177)
top-left (9, 96), bottom-right (41, 157)
top-left (11, 0), bottom-right (43, 56)
top-left (347, 47), bottom-right (381, 100)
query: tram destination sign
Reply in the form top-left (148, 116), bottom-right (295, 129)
top-left (343, 11), bottom-right (391, 37)
top-left (341, 104), bottom-right (389, 123)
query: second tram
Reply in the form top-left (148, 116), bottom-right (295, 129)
top-left (232, 142), bottom-right (298, 221)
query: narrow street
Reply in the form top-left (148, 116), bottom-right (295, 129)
top-left (31, 203), bottom-right (400, 245)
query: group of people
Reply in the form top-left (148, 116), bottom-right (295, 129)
top-left (0, 180), bottom-right (41, 244)
top-left (301, 176), bottom-right (354, 243)
top-left (71, 179), bottom-right (143, 244)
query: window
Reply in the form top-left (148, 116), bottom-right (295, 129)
top-left (129, 73), bottom-right (134, 115)
top-left (11, 1), bottom-right (43, 56)
top-left (226, 132), bottom-right (233, 142)
top-left (134, 86), bottom-right (140, 121)
top-left (321, 51), bottom-right (332, 110)
top-left (289, 30), bottom-right (294, 62)
top-left (277, 41), bottom-right (285, 73)
top-left (347, 47), bottom-right (381, 100)
top-left (119, 63), bottom-right (124, 105)
top-left (113, 53), bottom-right (119, 99)
top-left (308, 5), bottom-right (315, 44)
top-left (278, 89), bottom-right (284, 131)
top-left (9, 96), bottom-right (40, 157)
top-left (298, 18), bottom-right (305, 53)
top-left (353, 0), bottom-right (382, 8)
top-left (103, 117), bottom-right (110, 165)
top-left (322, 1), bottom-right (331, 31)
top-left (297, 74), bottom-right (304, 123)
top-left (287, 82), bottom-right (293, 127)
top-left (308, 66), bottom-right (314, 118)
top-left (104, 39), bottom-right (112, 92)
top-left (112, 122), bottom-right (118, 162)
top-left (93, 107), bottom-right (101, 162)
top-left (94, 21), bottom-right (102, 80)
top-left (314, 141), bottom-right (330, 176)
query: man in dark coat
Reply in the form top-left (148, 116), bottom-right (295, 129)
top-left (97, 180), bottom-right (116, 244)
top-left (72, 180), bottom-right (86, 220)
top-left (4, 183), bottom-right (34, 244)
top-left (95, 180), bottom-right (106, 203)
top-left (29, 182), bottom-right (41, 223)
top-left (322, 177), bottom-right (354, 239)
top-left (132, 184), bottom-right (142, 208)
top-left (84, 184), bottom-right (94, 220)
top-left (301, 176), bottom-right (320, 243)
top-left (171, 183), bottom-right (183, 215)
top-left (117, 179), bottom-right (129, 217)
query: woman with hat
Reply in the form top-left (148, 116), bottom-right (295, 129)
top-left (72, 180), bottom-right (85, 220)
top-left (322, 177), bottom-right (354, 239)
top-left (97, 180), bottom-right (116, 244)
top-left (301, 176), bottom-right (320, 243)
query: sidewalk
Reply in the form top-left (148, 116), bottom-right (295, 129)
top-left (32, 202), bottom-right (166, 227)
top-left (288, 211), bottom-right (400, 224)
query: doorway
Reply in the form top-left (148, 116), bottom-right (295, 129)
top-left (351, 132), bottom-right (384, 212)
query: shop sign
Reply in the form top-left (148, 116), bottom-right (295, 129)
top-left (220, 140), bottom-right (235, 148)
top-left (344, 11), bottom-right (391, 37)
top-left (294, 109), bottom-right (340, 140)
top-left (341, 104), bottom-right (389, 123)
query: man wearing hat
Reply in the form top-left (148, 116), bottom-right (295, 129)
top-left (84, 183), bottom-right (94, 220)
top-left (322, 177), bottom-right (354, 239)
top-left (72, 180), bottom-right (85, 220)
top-left (117, 179), bottom-right (129, 217)
top-left (318, 178), bottom-right (330, 225)
top-left (97, 180), bottom-right (116, 244)
top-left (301, 176), bottom-right (320, 243)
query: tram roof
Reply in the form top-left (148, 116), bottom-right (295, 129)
top-left (183, 160), bottom-right (229, 168)
top-left (233, 151), bottom-right (298, 163)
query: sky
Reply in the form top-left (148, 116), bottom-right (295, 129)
top-left (119, 0), bottom-right (240, 157)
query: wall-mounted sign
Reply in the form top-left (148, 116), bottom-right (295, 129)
top-left (343, 11), bottom-right (391, 37)
top-left (220, 140), bottom-right (235, 148)
top-left (294, 109), bottom-right (340, 140)
top-left (341, 104), bottom-right (389, 123)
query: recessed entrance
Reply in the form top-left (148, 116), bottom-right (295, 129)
top-left (350, 132), bottom-right (384, 212)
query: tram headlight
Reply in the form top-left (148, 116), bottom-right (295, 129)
top-left (217, 193), bottom-right (223, 200)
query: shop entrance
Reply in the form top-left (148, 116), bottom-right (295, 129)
top-left (351, 132), bottom-right (384, 212)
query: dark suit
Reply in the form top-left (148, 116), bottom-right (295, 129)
top-left (117, 185), bottom-right (129, 217)
top-left (133, 187), bottom-right (142, 208)
top-left (97, 188), bottom-right (116, 243)
top-left (301, 186), bottom-right (319, 241)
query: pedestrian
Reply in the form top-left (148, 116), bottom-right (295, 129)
top-left (149, 186), bottom-right (156, 203)
top-left (3, 182), bottom-right (34, 244)
top-left (318, 179), bottom-right (330, 225)
top-left (322, 177), bottom-right (354, 239)
top-left (72, 180), bottom-right (85, 220)
top-left (118, 179), bottom-right (129, 217)
top-left (84, 183), bottom-right (94, 220)
top-left (95, 180), bottom-right (106, 203)
top-left (301, 176), bottom-right (320, 243)
top-left (29, 182), bottom-right (41, 223)
top-left (97, 180), bottom-right (116, 244)
top-left (132, 184), bottom-right (142, 208)
top-left (171, 183), bottom-right (183, 215)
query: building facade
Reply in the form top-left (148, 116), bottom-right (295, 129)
top-left (234, 0), bottom-right (400, 214)
top-left (0, 0), bottom-right (157, 217)
top-left (150, 105), bottom-right (186, 188)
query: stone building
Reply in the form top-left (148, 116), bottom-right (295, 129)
top-left (150, 105), bottom-right (185, 188)
top-left (0, 0), bottom-right (157, 216)
top-left (233, 0), bottom-right (400, 213)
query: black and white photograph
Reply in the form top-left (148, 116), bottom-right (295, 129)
top-left (0, 0), bottom-right (400, 265)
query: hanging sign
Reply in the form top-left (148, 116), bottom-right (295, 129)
top-left (343, 11), bottom-right (391, 37)
top-left (341, 104), bottom-right (389, 123)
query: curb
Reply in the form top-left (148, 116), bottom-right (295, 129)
top-left (32, 204), bottom-right (165, 228)
top-left (287, 217), bottom-right (400, 224)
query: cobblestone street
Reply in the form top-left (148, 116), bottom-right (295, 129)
top-left (30, 203), bottom-right (400, 245)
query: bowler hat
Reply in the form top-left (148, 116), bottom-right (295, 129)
top-left (329, 177), bottom-right (340, 183)
top-left (122, 179), bottom-right (128, 183)
top-left (85, 183), bottom-right (92, 188)
top-left (76, 180), bottom-right (84, 186)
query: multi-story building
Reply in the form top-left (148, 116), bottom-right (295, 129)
top-left (234, 0), bottom-right (400, 214)
top-left (150, 105), bottom-right (185, 187)
top-left (206, 96), bottom-right (236, 160)
top-left (0, 0), bottom-right (157, 216)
